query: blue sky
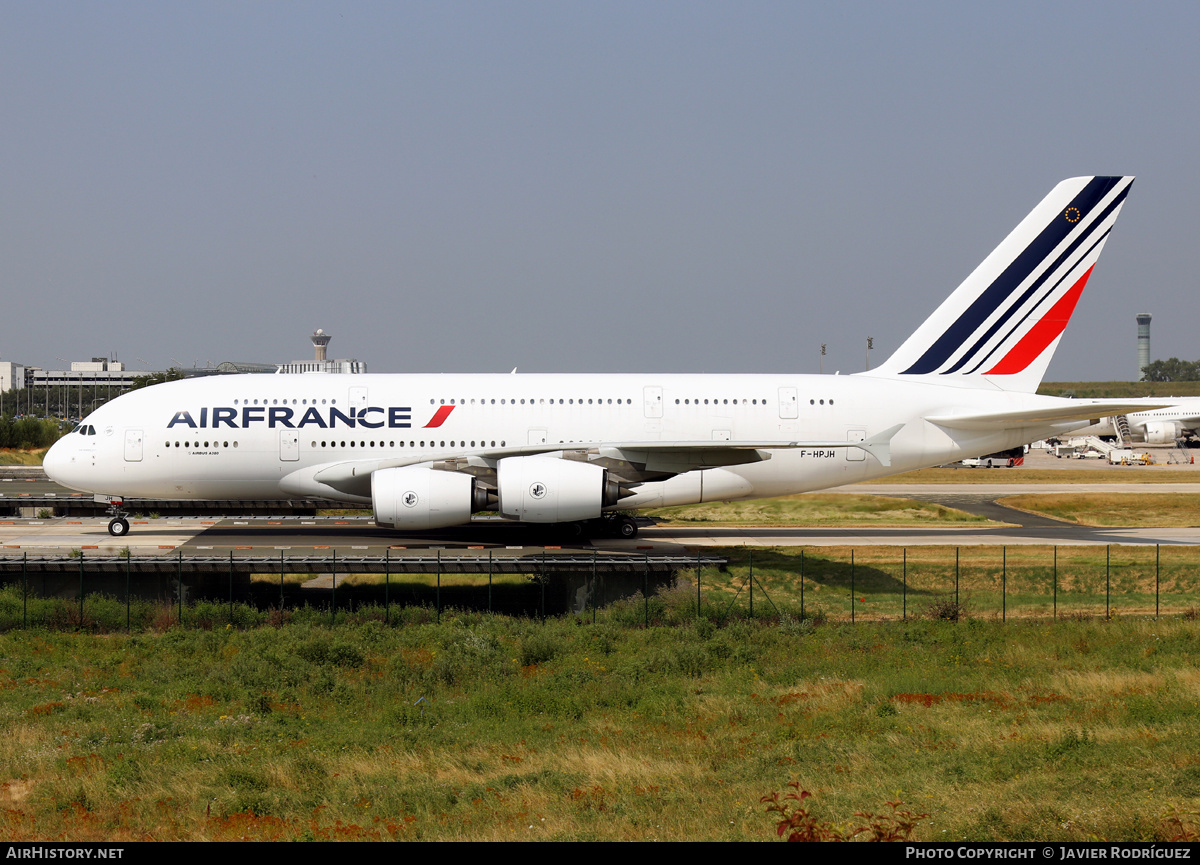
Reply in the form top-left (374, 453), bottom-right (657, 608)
top-left (2, 1), bottom-right (1196, 380)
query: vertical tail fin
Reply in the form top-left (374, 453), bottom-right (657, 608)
top-left (867, 176), bottom-right (1134, 392)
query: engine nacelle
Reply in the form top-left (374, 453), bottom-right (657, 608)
top-left (497, 456), bottom-right (618, 523)
top-left (372, 466), bottom-right (482, 530)
top-left (1142, 421), bottom-right (1181, 445)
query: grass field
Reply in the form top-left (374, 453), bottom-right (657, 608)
top-left (864, 467), bottom-right (1200, 484)
top-left (1002, 493), bottom-right (1200, 528)
top-left (702, 545), bottom-right (1200, 622)
top-left (645, 494), bottom-right (991, 526)
top-left (1, 582), bottom-right (1200, 842)
top-left (0, 449), bottom-right (47, 466)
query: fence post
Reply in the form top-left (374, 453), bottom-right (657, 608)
top-left (696, 549), bottom-right (701, 618)
top-left (488, 550), bottom-right (493, 614)
top-left (280, 549), bottom-right (285, 610)
top-left (1155, 544), bottom-right (1160, 619)
top-left (748, 550), bottom-right (754, 619)
top-left (850, 550), bottom-right (855, 625)
top-left (331, 549), bottom-right (337, 627)
top-left (177, 550), bottom-right (182, 628)
top-left (436, 550), bottom-right (441, 624)
top-left (79, 550), bottom-right (84, 627)
top-left (592, 551), bottom-right (597, 625)
top-left (22, 551), bottom-right (27, 630)
top-left (800, 549), bottom-right (805, 621)
top-left (125, 551), bottom-right (131, 632)
top-left (540, 551), bottom-right (545, 624)
top-left (1106, 544), bottom-right (1110, 619)
top-left (955, 546), bottom-right (959, 611)
top-left (644, 554), bottom-right (649, 627)
top-left (1053, 546), bottom-right (1057, 621)
top-left (385, 549), bottom-right (390, 625)
top-left (228, 551), bottom-right (234, 626)
top-left (1002, 546), bottom-right (1006, 623)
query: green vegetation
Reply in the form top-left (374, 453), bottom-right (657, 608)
top-left (0, 417), bottom-right (62, 450)
top-left (1, 578), bottom-right (1200, 841)
top-left (1038, 380), bottom-right (1200, 398)
top-left (701, 545), bottom-right (1200, 623)
top-left (646, 493), bottom-right (990, 526)
top-left (1139, 359), bottom-right (1200, 383)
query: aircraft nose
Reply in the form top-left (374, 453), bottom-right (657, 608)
top-left (42, 437), bottom-right (77, 488)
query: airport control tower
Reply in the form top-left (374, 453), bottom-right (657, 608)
top-left (1136, 313), bottom-right (1152, 380)
top-left (311, 328), bottom-right (332, 362)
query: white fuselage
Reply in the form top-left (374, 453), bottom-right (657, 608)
top-left (44, 371), bottom-right (1084, 509)
top-left (1067, 397), bottom-right (1200, 443)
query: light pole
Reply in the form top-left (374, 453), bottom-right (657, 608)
top-left (820, 343), bottom-right (826, 374)
top-left (56, 358), bottom-right (68, 419)
top-left (865, 337), bottom-right (874, 371)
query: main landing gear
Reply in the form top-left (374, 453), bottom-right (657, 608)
top-left (559, 514), bottom-right (639, 540)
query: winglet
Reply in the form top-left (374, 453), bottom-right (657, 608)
top-left (857, 423), bottom-right (905, 467)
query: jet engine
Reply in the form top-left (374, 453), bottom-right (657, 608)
top-left (372, 466), bottom-right (488, 530)
top-left (1142, 421), bottom-right (1181, 444)
top-left (497, 456), bottom-right (621, 522)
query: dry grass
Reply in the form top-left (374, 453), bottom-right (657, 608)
top-left (868, 467), bottom-right (1200, 484)
top-left (1000, 493), bottom-right (1200, 527)
top-left (0, 448), bottom-right (48, 466)
top-left (647, 493), bottom-right (990, 526)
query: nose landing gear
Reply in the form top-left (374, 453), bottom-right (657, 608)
top-left (102, 497), bottom-right (130, 536)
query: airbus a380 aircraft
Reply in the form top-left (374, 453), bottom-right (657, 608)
top-left (45, 176), bottom-right (1162, 538)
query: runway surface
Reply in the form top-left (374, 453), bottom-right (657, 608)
top-left (3, 505), bottom-right (1198, 555)
top-left (3, 449), bottom-right (1198, 553)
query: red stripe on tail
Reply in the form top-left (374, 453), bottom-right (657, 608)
top-left (984, 265), bottom-right (1094, 376)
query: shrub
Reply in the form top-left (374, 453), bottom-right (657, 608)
top-left (923, 597), bottom-right (968, 622)
top-left (762, 783), bottom-right (927, 842)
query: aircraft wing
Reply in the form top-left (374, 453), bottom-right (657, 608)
top-left (283, 425), bottom-right (906, 500)
top-left (925, 401), bottom-right (1172, 431)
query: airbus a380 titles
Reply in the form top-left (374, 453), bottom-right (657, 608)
top-left (45, 176), bottom-right (1164, 538)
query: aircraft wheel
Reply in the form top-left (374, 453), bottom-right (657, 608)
top-left (616, 518), bottom-right (638, 539)
top-left (108, 518), bottom-right (130, 537)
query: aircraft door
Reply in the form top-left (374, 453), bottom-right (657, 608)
top-left (846, 429), bottom-right (866, 460)
top-left (778, 387), bottom-right (798, 419)
top-left (349, 386), bottom-right (368, 412)
top-left (123, 429), bottom-right (143, 462)
top-left (280, 430), bottom-right (299, 461)
top-left (643, 386), bottom-right (663, 418)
